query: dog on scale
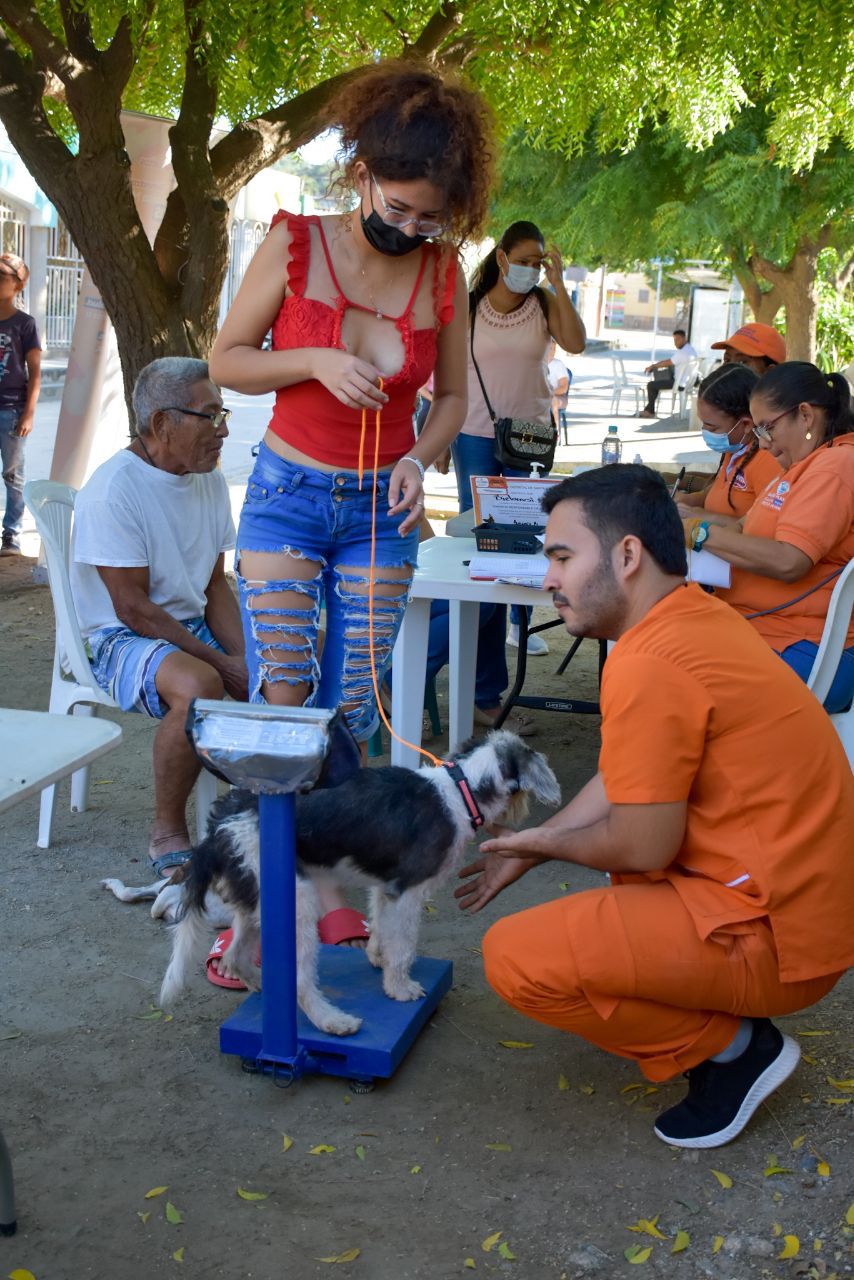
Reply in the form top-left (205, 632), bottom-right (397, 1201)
top-left (107, 728), bottom-right (560, 1037)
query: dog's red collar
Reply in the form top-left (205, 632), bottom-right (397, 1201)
top-left (444, 761), bottom-right (485, 831)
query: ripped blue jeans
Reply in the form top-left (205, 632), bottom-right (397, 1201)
top-left (237, 442), bottom-right (419, 742)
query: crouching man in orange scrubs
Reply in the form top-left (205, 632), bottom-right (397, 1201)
top-left (457, 464), bottom-right (853, 1149)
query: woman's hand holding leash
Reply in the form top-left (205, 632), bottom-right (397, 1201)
top-left (314, 350), bottom-right (388, 410)
top-left (388, 456), bottom-right (425, 536)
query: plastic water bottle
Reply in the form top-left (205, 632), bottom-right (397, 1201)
top-left (601, 424), bottom-right (622, 465)
top-left (633, 452), bottom-right (643, 466)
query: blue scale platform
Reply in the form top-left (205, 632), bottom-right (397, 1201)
top-left (220, 943), bottom-right (453, 1082)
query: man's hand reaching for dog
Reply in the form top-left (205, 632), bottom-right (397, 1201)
top-left (454, 828), bottom-right (542, 912)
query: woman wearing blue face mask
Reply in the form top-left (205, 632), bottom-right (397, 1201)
top-left (676, 363), bottom-right (781, 523)
top-left (450, 221), bottom-right (585, 707)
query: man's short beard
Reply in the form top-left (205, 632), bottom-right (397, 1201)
top-left (560, 551), bottom-right (626, 640)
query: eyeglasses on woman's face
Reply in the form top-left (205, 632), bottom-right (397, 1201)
top-left (371, 175), bottom-right (448, 238)
top-left (752, 406), bottom-right (796, 443)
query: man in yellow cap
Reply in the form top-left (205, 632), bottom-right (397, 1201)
top-left (711, 323), bottom-right (786, 375)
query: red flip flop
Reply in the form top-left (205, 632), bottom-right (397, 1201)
top-left (317, 907), bottom-right (370, 946)
top-left (205, 929), bottom-right (257, 990)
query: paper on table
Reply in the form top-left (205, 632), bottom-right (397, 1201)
top-left (468, 549), bottom-right (731, 589)
top-left (469, 553), bottom-right (549, 582)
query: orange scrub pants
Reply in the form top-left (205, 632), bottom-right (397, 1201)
top-left (482, 882), bottom-right (841, 1081)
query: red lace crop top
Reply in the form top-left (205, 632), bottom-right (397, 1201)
top-left (267, 211), bottom-right (457, 468)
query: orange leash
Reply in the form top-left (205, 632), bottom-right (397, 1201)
top-left (358, 387), bottom-right (446, 769)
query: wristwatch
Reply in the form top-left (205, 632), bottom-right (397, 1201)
top-left (692, 521), bottom-right (711, 552)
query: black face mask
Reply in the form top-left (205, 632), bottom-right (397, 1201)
top-left (360, 208), bottom-right (427, 257)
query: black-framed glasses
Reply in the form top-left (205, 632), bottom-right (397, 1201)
top-left (752, 406), bottom-right (796, 443)
top-left (165, 406), bottom-right (231, 429)
top-left (371, 175), bottom-right (448, 238)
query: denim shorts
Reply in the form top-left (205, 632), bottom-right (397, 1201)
top-left (236, 442), bottom-right (419, 741)
top-left (88, 617), bottom-right (222, 718)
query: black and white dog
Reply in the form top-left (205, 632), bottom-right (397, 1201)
top-left (153, 731), bottom-right (560, 1036)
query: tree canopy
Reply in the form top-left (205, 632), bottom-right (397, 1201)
top-left (0, 0), bottom-right (851, 390)
top-left (492, 111), bottom-right (854, 361)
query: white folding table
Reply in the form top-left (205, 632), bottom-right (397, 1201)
top-left (0, 707), bottom-right (123, 1236)
top-left (390, 536), bottom-right (552, 769)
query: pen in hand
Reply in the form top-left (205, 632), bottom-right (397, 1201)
top-left (670, 466), bottom-right (686, 498)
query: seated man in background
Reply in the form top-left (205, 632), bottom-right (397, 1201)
top-left (458, 465), bottom-right (853, 1149)
top-left (640, 328), bottom-right (697, 418)
top-left (71, 357), bottom-right (246, 878)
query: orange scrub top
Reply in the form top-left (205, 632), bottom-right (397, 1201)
top-left (599, 584), bottom-right (854, 983)
top-left (703, 446), bottom-right (781, 519)
top-left (718, 434), bottom-right (854, 650)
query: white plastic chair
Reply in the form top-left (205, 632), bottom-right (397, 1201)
top-left (608, 357), bottom-right (642, 416)
top-left (662, 357), bottom-right (702, 419)
top-left (23, 480), bottom-right (218, 848)
top-left (806, 558), bottom-right (854, 765)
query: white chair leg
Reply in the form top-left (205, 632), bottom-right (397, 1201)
top-left (37, 783), bottom-right (57, 849)
top-left (193, 769), bottom-right (218, 843)
top-left (69, 703), bottom-right (97, 813)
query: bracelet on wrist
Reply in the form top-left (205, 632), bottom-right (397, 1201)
top-left (400, 454), bottom-right (425, 482)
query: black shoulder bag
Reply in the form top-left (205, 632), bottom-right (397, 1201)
top-left (470, 304), bottom-right (557, 472)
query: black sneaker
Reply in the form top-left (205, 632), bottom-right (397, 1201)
top-left (653, 1019), bottom-right (800, 1149)
top-left (0, 533), bottom-right (21, 556)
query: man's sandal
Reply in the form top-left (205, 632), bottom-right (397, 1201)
top-left (150, 850), bottom-right (193, 879)
top-left (205, 908), bottom-right (371, 991)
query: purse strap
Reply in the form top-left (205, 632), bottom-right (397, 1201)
top-left (469, 302), bottom-right (498, 424)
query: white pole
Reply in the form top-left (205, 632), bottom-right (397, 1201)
top-left (650, 260), bottom-right (662, 363)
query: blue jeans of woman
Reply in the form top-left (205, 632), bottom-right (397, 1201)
top-left (451, 432), bottom-right (539, 628)
top-left (236, 443), bottom-right (419, 743)
top-left (778, 639), bottom-right (854, 715)
top-left (0, 407), bottom-right (26, 536)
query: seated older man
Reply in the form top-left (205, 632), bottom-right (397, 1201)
top-left (71, 357), bottom-right (247, 878)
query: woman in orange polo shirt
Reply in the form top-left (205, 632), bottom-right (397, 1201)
top-left (677, 364), bottom-right (781, 521)
top-left (685, 362), bottom-right (854, 712)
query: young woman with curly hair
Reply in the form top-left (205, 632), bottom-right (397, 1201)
top-left (210, 61), bottom-right (494, 947)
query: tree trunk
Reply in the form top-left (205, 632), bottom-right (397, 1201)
top-left (750, 233), bottom-right (830, 363)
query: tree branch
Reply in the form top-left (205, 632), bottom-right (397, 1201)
top-left (834, 254), bottom-right (854, 295)
top-left (0, 1), bottom-right (79, 82)
top-left (57, 0), bottom-right (96, 62)
top-left (0, 26), bottom-right (75, 175)
top-left (408, 0), bottom-right (463, 57)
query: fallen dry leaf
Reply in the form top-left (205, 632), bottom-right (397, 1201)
top-left (764, 1158), bottom-right (793, 1177)
top-left (144, 1186), bottom-right (168, 1199)
top-left (498, 1041), bottom-right (533, 1050)
top-left (559, 882), bottom-right (569, 891)
top-left (710, 1169), bottom-right (733, 1189)
top-left (627, 1216), bottom-right (668, 1240)
top-left (791, 1135), bottom-right (807, 1150)
top-left (846, 1201), bottom-right (854, 1226)
top-left (315, 1248), bottom-right (361, 1264)
top-left (823, 1096), bottom-right (851, 1105)
top-left (485, 1143), bottom-right (512, 1152)
top-left (137, 1211), bottom-right (151, 1225)
top-left (827, 1077), bottom-right (854, 1091)
top-left (711, 1236), bottom-right (724, 1254)
top-left (817, 1159), bottom-right (830, 1177)
top-left (9, 1271), bottom-right (37, 1280)
top-left (797, 1030), bottom-right (831, 1037)
top-left (481, 1231), bottom-right (502, 1252)
top-left (671, 1230), bottom-right (690, 1254)
top-left (558, 1074), bottom-right (570, 1091)
top-left (165, 1201), bottom-right (184, 1225)
top-left (410, 1165), bottom-right (422, 1174)
top-left (309, 1145), bottom-right (336, 1154)
top-left (282, 1134), bottom-right (294, 1152)
top-left (778, 1235), bottom-right (800, 1259)
top-left (497, 1242), bottom-right (516, 1260)
top-left (172, 1248), bottom-right (185, 1263)
top-left (355, 1146), bottom-right (366, 1161)
top-left (624, 1245), bottom-right (652, 1264)
top-left (579, 1084), bottom-right (595, 1095)
top-left (236, 1187), bottom-right (269, 1201)
top-left (464, 1260), bottom-right (476, 1270)
top-left (771, 1223), bottom-right (783, 1236)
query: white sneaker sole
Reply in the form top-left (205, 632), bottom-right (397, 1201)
top-left (506, 637), bottom-right (549, 657)
top-left (653, 1035), bottom-right (801, 1149)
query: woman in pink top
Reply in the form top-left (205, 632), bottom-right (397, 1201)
top-left (452, 222), bottom-right (585, 712)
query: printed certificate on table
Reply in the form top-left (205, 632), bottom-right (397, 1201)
top-left (470, 475), bottom-right (561, 528)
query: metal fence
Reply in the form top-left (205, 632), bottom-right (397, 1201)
top-left (45, 223), bottom-right (84, 349)
top-left (223, 219), bottom-right (267, 314)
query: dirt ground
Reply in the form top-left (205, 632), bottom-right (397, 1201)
top-left (1, 552), bottom-right (851, 1280)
